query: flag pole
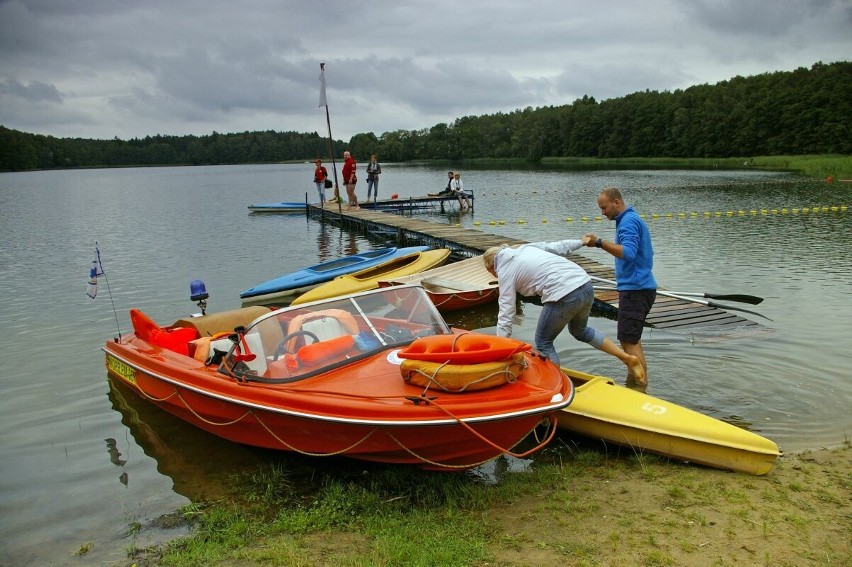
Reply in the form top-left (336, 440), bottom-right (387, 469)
top-left (319, 62), bottom-right (341, 213)
top-left (88, 241), bottom-right (122, 340)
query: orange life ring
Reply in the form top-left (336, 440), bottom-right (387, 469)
top-left (397, 333), bottom-right (531, 364)
top-left (401, 352), bottom-right (527, 392)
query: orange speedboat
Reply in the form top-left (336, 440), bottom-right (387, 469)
top-left (103, 285), bottom-right (573, 470)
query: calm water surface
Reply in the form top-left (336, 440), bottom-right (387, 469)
top-left (1, 164), bottom-right (849, 565)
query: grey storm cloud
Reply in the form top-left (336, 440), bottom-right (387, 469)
top-left (0, 0), bottom-right (849, 140)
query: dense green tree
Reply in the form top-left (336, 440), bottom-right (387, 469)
top-left (1, 61), bottom-right (849, 172)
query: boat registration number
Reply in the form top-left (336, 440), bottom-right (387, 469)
top-left (107, 355), bottom-right (137, 385)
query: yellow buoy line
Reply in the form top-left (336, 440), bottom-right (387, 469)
top-left (476, 205), bottom-right (847, 226)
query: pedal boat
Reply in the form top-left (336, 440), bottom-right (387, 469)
top-left (103, 285), bottom-right (572, 470)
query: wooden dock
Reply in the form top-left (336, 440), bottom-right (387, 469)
top-left (307, 204), bottom-right (765, 334)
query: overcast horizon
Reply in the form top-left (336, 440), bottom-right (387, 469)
top-left (1, 0), bottom-right (850, 142)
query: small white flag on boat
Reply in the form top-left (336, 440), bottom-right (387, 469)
top-left (86, 242), bottom-right (105, 300)
top-left (318, 63), bottom-right (328, 108)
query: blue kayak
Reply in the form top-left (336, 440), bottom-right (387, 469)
top-left (247, 202), bottom-right (306, 213)
top-left (240, 246), bottom-right (431, 306)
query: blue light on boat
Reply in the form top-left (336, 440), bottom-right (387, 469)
top-left (190, 279), bottom-right (209, 302)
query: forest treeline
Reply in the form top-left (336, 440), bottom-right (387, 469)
top-left (1, 61), bottom-right (849, 172)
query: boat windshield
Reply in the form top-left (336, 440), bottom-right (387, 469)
top-left (239, 285), bottom-right (451, 381)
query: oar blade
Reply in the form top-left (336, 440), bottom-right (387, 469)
top-left (704, 293), bottom-right (763, 305)
top-left (704, 299), bottom-right (773, 321)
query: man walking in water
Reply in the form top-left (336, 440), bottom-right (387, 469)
top-left (584, 187), bottom-right (656, 387)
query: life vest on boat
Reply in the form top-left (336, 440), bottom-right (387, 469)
top-left (401, 352), bottom-right (528, 392)
top-left (397, 333), bottom-right (531, 364)
top-left (130, 308), bottom-right (198, 356)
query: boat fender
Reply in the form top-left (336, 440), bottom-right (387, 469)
top-left (398, 333), bottom-right (531, 364)
top-left (401, 352), bottom-right (528, 392)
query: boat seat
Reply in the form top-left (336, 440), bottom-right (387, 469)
top-left (287, 309), bottom-right (360, 342)
top-left (206, 331), bottom-right (268, 375)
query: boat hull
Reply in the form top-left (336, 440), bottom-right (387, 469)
top-left (247, 202), bottom-right (306, 213)
top-left (379, 255), bottom-right (499, 312)
top-left (557, 368), bottom-right (781, 475)
top-left (103, 338), bottom-right (571, 470)
top-left (292, 249), bottom-right (451, 305)
top-left (240, 246), bottom-right (431, 306)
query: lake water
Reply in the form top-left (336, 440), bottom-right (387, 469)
top-left (1, 163), bottom-right (850, 565)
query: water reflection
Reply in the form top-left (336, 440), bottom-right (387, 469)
top-left (107, 376), bottom-right (265, 501)
top-left (1, 165), bottom-right (849, 566)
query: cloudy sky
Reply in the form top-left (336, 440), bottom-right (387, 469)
top-left (1, 0), bottom-right (850, 142)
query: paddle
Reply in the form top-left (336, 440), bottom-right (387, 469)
top-left (589, 275), bottom-right (772, 321)
top-left (592, 286), bottom-right (763, 305)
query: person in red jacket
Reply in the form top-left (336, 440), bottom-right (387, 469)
top-left (313, 159), bottom-right (329, 202)
top-left (342, 151), bottom-right (359, 210)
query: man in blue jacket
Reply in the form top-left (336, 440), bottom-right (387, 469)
top-left (584, 187), bottom-right (656, 386)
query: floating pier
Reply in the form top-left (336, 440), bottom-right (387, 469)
top-left (307, 204), bottom-right (765, 334)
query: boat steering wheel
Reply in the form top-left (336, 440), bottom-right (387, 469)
top-left (272, 330), bottom-right (320, 360)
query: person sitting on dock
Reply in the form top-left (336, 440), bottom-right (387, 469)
top-left (451, 172), bottom-right (472, 210)
top-left (483, 240), bottom-right (645, 383)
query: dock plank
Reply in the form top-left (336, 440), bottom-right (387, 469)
top-left (307, 205), bottom-right (767, 334)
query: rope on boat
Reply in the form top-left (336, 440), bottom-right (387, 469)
top-left (403, 395), bottom-right (560, 460)
top-left (253, 414), bottom-right (379, 457)
top-left (430, 290), bottom-right (496, 308)
top-left (123, 368), bottom-right (559, 468)
top-left (175, 391), bottom-right (253, 426)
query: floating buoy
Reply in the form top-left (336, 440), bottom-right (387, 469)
top-left (565, 217), bottom-right (573, 222)
top-left (542, 219), bottom-right (548, 223)
top-left (473, 221), bottom-right (481, 226)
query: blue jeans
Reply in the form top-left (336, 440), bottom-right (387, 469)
top-left (367, 177), bottom-right (378, 200)
top-left (534, 281), bottom-right (603, 365)
top-left (315, 182), bottom-right (325, 202)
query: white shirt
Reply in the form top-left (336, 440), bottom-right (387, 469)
top-left (450, 179), bottom-right (464, 193)
top-left (493, 239), bottom-right (587, 337)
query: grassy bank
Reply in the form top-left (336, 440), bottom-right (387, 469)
top-left (541, 154), bottom-right (852, 180)
top-left (120, 441), bottom-right (851, 567)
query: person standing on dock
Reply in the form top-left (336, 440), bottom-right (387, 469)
top-left (483, 241), bottom-right (645, 382)
top-left (342, 150), bottom-right (359, 210)
top-left (584, 187), bottom-right (657, 387)
top-left (313, 159), bottom-right (329, 203)
top-left (365, 154), bottom-right (382, 202)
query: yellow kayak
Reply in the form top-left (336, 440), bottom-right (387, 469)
top-left (558, 367), bottom-right (782, 475)
top-left (291, 248), bottom-right (451, 305)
